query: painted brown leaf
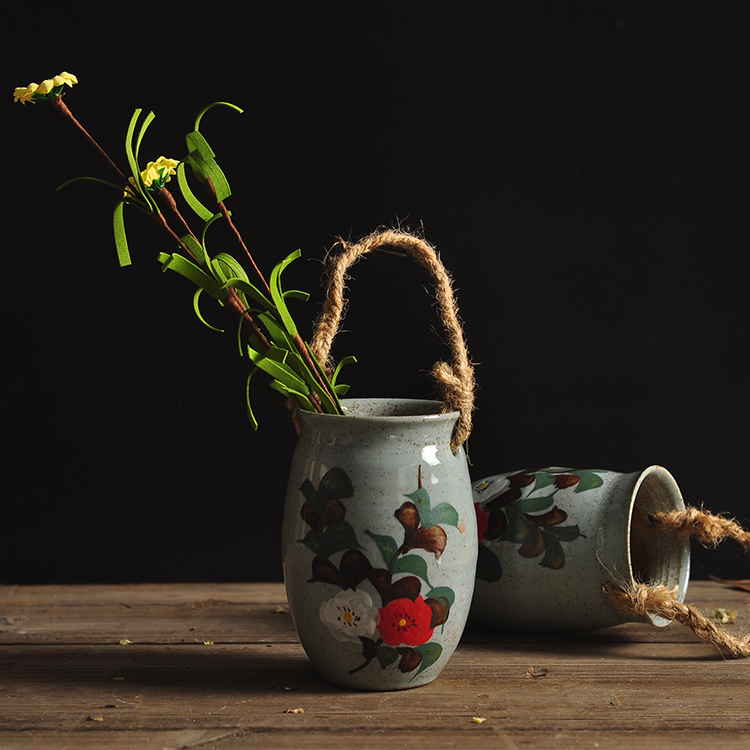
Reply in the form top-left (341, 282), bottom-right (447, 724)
top-left (382, 575), bottom-right (422, 605)
top-left (338, 549), bottom-right (390, 593)
top-left (486, 487), bottom-right (522, 509)
top-left (518, 525), bottom-right (546, 558)
top-left (300, 502), bottom-right (321, 532)
top-left (308, 556), bottom-right (344, 587)
top-left (527, 507), bottom-right (569, 527)
top-left (322, 499), bottom-right (346, 527)
top-left (402, 526), bottom-right (447, 559)
top-left (508, 472), bottom-right (537, 488)
top-left (396, 647), bottom-right (423, 673)
top-left (553, 474), bottom-right (580, 489)
top-left (395, 501), bottom-right (420, 538)
top-left (484, 508), bottom-right (508, 540)
top-left (425, 596), bottom-right (451, 628)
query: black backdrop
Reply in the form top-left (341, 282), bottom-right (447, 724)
top-left (5, 1), bottom-right (749, 584)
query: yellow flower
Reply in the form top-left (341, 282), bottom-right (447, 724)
top-left (13, 71), bottom-right (77, 104)
top-left (140, 156), bottom-right (180, 190)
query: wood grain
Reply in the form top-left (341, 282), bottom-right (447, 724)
top-left (0, 581), bottom-right (748, 749)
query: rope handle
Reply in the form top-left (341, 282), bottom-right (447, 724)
top-left (607, 506), bottom-right (750, 657)
top-left (310, 228), bottom-right (476, 451)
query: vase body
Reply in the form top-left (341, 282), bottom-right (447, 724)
top-left (471, 466), bottom-right (690, 632)
top-left (281, 398), bottom-right (477, 689)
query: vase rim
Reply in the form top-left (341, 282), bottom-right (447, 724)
top-left (300, 397), bottom-right (459, 423)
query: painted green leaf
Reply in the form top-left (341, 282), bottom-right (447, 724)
top-left (392, 554), bottom-right (431, 587)
top-left (500, 505), bottom-right (534, 545)
top-left (317, 468), bottom-right (354, 501)
top-left (321, 521), bottom-right (362, 558)
top-left (531, 472), bottom-right (556, 492)
top-left (412, 642), bottom-right (443, 678)
top-left (545, 524), bottom-right (581, 542)
top-left (540, 532), bottom-right (566, 569)
top-left (365, 530), bottom-right (399, 568)
top-left (515, 493), bottom-right (556, 513)
top-left (376, 645), bottom-right (399, 669)
top-left (297, 529), bottom-right (322, 557)
top-left (426, 586), bottom-right (455, 608)
top-left (476, 544), bottom-right (503, 582)
top-left (429, 502), bottom-right (460, 529)
top-left (573, 470), bottom-right (605, 493)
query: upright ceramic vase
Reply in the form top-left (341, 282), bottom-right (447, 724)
top-left (471, 466), bottom-right (691, 632)
top-left (281, 398), bottom-right (477, 690)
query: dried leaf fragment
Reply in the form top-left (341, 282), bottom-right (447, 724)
top-left (714, 608), bottom-right (738, 624)
top-left (86, 716), bottom-right (104, 722)
top-left (203, 640), bottom-right (215, 645)
top-left (524, 666), bottom-right (548, 679)
top-left (118, 639), bottom-right (133, 646)
top-left (472, 716), bottom-right (487, 724)
top-left (275, 605), bottom-right (289, 613)
top-left (284, 707), bottom-right (304, 714)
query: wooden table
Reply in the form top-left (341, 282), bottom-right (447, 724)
top-left (0, 581), bottom-right (747, 748)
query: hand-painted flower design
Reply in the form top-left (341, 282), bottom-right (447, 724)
top-left (14, 72), bottom-right (78, 104)
top-left (319, 589), bottom-right (378, 643)
top-left (376, 596), bottom-right (435, 647)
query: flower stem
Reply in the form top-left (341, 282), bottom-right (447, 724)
top-left (51, 96), bottom-right (128, 185)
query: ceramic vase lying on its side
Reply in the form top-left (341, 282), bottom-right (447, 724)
top-left (471, 466), bottom-right (690, 632)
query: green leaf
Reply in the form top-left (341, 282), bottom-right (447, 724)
top-left (540, 532), bottom-right (566, 569)
top-left (392, 554), bottom-right (432, 587)
top-left (412, 642), bottom-right (443, 678)
top-left (544, 524), bottom-right (581, 542)
top-left (429, 502), bottom-right (460, 529)
top-left (499, 505), bottom-right (534, 545)
top-left (192, 288), bottom-right (224, 332)
top-left (159, 253), bottom-right (228, 299)
top-left (297, 529), bottom-right (322, 557)
top-left (331, 355), bottom-right (357, 386)
top-left (365, 530), bottom-right (399, 568)
top-left (376, 645), bottom-right (399, 669)
top-left (245, 366), bottom-right (260, 430)
top-left (476, 544), bottom-right (503, 582)
top-left (269, 250), bottom-right (302, 338)
top-left (531, 472), bottom-right (556, 492)
top-left (176, 161), bottom-right (213, 221)
top-left (573, 471), bottom-right (606, 494)
top-left (425, 586), bottom-right (455, 608)
top-left (184, 130), bottom-right (232, 202)
top-left (321, 521), bottom-right (362, 558)
top-left (112, 200), bottom-right (131, 267)
top-left (193, 101), bottom-right (244, 132)
top-left (515, 493), bottom-right (556, 513)
top-left (268, 380), bottom-right (316, 413)
top-left (317, 468), bottom-right (354, 501)
top-left (180, 234), bottom-right (206, 267)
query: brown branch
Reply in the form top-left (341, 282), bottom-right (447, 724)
top-left (51, 96), bottom-right (128, 184)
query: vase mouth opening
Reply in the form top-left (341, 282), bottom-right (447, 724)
top-left (627, 465), bottom-right (691, 627)
top-left (302, 398), bottom-right (459, 422)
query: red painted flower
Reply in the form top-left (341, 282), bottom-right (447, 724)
top-left (377, 596), bottom-right (435, 647)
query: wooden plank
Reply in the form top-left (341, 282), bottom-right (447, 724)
top-left (0, 581), bottom-right (747, 749)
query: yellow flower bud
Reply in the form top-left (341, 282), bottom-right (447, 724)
top-left (37, 79), bottom-right (55, 95)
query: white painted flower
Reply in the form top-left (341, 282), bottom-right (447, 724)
top-left (319, 589), bottom-right (378, 643)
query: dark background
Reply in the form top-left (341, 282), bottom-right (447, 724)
top-left (4, 1), bottom-right (748, 584)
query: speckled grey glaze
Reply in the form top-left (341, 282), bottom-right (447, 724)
top-left (471, 466), bottom-right (690, 633)
top-left (282, 399), bottom-right (477, 690)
